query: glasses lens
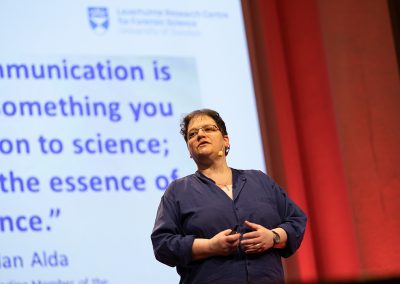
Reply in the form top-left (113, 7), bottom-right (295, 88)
top-left (187, 125), bottom-right (219, 140)
top-left (187, 131), bottom-right (197, 140)
top-left (204, 125), bottom-right (217, 133)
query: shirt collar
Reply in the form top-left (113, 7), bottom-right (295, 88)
top-left (194, 168), bottom-right (242, 186)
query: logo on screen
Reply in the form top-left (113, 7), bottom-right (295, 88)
top-left (88, 7), bottom-right (109, 34)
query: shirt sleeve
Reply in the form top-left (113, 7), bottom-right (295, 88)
top-left (151, 182), bottom-right (196, 267)
top-left (263, 172), bottom-right (307, 258)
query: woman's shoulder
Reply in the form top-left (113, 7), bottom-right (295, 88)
top-left (232, 168), bottom-right (275, 185)
top-left (163, 173), bottom-right (197, 197)
top-left (232, 168), bottom-right (268, 178)
top-left (172, 173), bottom-right (198, 185)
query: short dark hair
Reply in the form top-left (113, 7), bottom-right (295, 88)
top-left (180, 109), bottom-right (228, 142)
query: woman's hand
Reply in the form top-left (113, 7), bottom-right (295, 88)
top-left (240, 220), bottom-right (274, 254)
top-left (192, 229), bottom-right (241, 260)
top-left (208, 229), bottom-right (241, 256)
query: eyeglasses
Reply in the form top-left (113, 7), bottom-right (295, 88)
top-left (187, 124), bottom-right (219, 140)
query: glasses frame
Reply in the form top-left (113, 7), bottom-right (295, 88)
top-left (187, 124), bottom-right (220, 140)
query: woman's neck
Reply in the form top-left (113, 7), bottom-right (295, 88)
top-left (198, 162), bottom-right (231, 185)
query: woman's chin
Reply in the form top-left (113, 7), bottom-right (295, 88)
top-left (196, 151), bottom-right (215, 159)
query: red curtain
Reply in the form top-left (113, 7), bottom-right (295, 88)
top-left (244, 0), bottom-right (400, 282)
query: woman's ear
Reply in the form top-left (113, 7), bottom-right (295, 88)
top-left (223, 135), bottom-right (230, 146)
top-left (223, 135), bottom-right (230, 156)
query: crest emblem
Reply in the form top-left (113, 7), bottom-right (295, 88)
top-left (88, 7), bottom-right (109, 34)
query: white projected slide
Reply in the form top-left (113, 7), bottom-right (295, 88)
top-left (0, 1), bottom-right (265, 283)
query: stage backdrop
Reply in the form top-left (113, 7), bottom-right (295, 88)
top-left (0, 1), bottom-right (265, 283)
top-left (244, 0), bottom-right (400, 282)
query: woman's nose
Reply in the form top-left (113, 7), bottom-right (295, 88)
top-left (196, 128), bottom-right (207, 138)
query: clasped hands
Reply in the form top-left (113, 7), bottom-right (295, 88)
top-left (209, 220), bottom-right (275, 256)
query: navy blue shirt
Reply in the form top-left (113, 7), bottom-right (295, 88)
top-left (151, 169), bottom-right (307, 284)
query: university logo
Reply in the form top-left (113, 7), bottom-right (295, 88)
top-left (88, 7), bottom-right (109, 34)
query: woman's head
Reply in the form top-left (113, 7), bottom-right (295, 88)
top-left (180, 109), bottom-right (230, 156)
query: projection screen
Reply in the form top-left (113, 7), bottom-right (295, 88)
top-left (0, 1), bottom-right (265, 283)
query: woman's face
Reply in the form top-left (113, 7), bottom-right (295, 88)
top-left (186, 115), bottom-right (229, 162)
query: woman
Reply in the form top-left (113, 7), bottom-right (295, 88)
top-left (151, 109), bottom-right (307, 284)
